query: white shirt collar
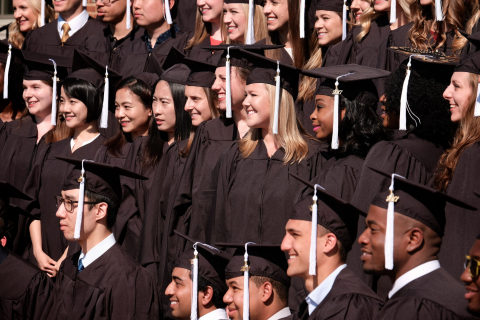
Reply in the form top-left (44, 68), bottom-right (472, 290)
top-left (267, 307), bottom-right (291, 320)
top-left (78, 233), bottom-right (116, 269)
top-left (388, 260), bottom-right (441, 298)
top-left (58, 10), bottom-right (89, 38)
top-left (198, 308), bottom-right (228, 320)
top-left (70, 133), bottom-right (100, 151)
top-left (305, 264), bottom-right (347, 315)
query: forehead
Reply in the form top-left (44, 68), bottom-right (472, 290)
top-left (366, 205), bottom-right (387, 225)
top-left (286, 219), bottom-right (311, 232)
top-left (215, 66), bottom-right (227, 77)
top-left (226, 276), bottom-right (244, 287)
top-left (172, 267), bottom-right (191, 280)
top-left (61, 189), bottom-right (79, 199)
top-left (185, 85), bottom-right (205, 97)
top-left (315, 94), bottom-right (334, 103)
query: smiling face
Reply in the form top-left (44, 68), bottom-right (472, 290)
top-left (13, 0), bottom-right (38, 33)
top-left (263, 0), bottom-right (289, 32)
top-left (115, 87), bottom-right (152, 138)
top-left (281, 219), bottom-right (313, 278)
top-left (165, 267), bottom-right (192, 319)
top-left (96, 0), bottom-right (126, 24)
top-left (443, 72), bottom-right (476, 123)
top-left (242, 82), bottom-right (271, 130)
top-left (212, 66), bottom-right (247, 112)
top-left (152, 80), bottom-right (176, 135)
top-left (223, 3), bottom-right (247, 42)
top-left (314, 10), bottom-right (343, 47)
top-left (132, 0), bottom-right (165, 27)
top-left (350, 0), bottom-right (370, 23)
top-left (184, 85), bottom-right (213, 127)
top-left (59, 86), bottom-right (89, 129)
top-left (358, 205), bottom-right (387, 274)
top-left (373, 0), bottom-right (390, 12)
top-left (224, 276), bottom-right (244, 320)
top-left (310, 94), bottom-right (334, 140)
top-left (461, 239), bottom-right (480, 315)
top-left (197, 0), bottom-right (223, 24)
top-left (22, 79), bottom-right (53, 118)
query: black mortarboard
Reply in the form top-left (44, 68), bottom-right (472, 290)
top-left (367, 166), bottom-right (475, 270)
top-left (132, 72), bottom-right (160, 91)
top-left (181, 56), bottom-right (217, 88)
top-left (224, 0), bottom-right (263, 4)
top-left (22, 50), bottom-right (69, 82)
top-left (314, 0), bottom-right (343, 12)
top-left (56, 157), bottom-right (146, 239)
top-left (159, 47), bottom-right (190, 85)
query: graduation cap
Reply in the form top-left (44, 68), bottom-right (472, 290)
top-left (181, 56), bottom-right (217, 88)
top-left (314, 0), bottom-right (348, 40)
top-left (218, 242), bottom-right (289, 320)
top-left (69, 50), bottom-right (122, 129)
top-left (131, 72), bottom-right (160, 91)
top-left (301, 64), bottom-right (390, 149)
top-left (56, 157), bottom-right (146, 240)
top-left (173, 231), bottom-right (230, 320)
top-left (367, 166), bottom-right (476, 271)
top-left (224, 0), bottom-right (264, 43)
top-left (290, 173), bottom-right (360, 275)
top-left (157, 47), bottom-right (191, 85)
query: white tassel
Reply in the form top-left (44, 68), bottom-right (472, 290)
top-left (342, 0), bottom-right (347, 40)
top-left (273, 61), bottom-right (281, 135)
top-left (164, 0), bottom-right (173, 25)
top-left (435, 0), bottom-right (444, 21)
top-left (390, 0), bottom-right (396, 24)
top-left (74, 160), bottom-right (87, 240)
top-left (191, 243), bottom-right (199, 320)
top-left (243, 242), bottom-right (255, 320)
top-left (49, 59), bottom-right (57, 126)
top-left (399, 56), bottom-right (412, 131)
top-left (126, 0), bottom-right (131, 29)
top-left (246, 0), bottom-right (255, 44)
top-left (299, 0), bottom-right (305, 38)
top-left (331, 79), bottom-right (341, 149)
top-left (475, 83), bottom-right (480, 117)
top-left (100, 66), bottom-right (109, 129)
top-left (40, 0), bottom-right (45, 27)
top-left (82, 0), bottom-right (87, 7)
top-left (309, 184), bottom-right (321, 275)
top-left (3, 45), bottom-right (11, 100)
top-left (384, 174), bottom-right (403, 270)
top-left (225, 47), bottom-right (232, 118)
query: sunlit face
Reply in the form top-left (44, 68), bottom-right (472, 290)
top-left (281, 219), bottom-right (313, 278)
top-left (13, 0), bottom-right (38, 33)
top-left (212, 66), bottom-right (247, 111)
top-left (96, 0), bottom-right (126, 23)
top-left (115, 87), bottom-right (151, 138)
top-left (460, 239), bottom-right (480, 315)
top-left (310, 94), bottom-right (334, 140)
top-left (443, 72), bottom-right (476, 123)
top-left (23, 79), bottom-right (53, 118)
top-left (314, 10), bottom-right (343, 47)
top-left (243, 83), bottom-right (270, 130)
top-left (197, 0), bottom-right (223, 24)
top-left (133, 0), bottom-right (166, 27)
top-left (224, 276), bottom-right (244, 320)
top-left (373, 0), bottom-right (390, 12)
top-left (53, 0), bottom-right (83, 16)
top-left (223, 3), bottom-right (247, 42)
top-left (350, 0), bottom-right (371, 23)
top-left (358, 205), bottom-right (387, 274)
top-left (165, 267), bottom-right (192, 319)
top-left (263, 0), bottom-right (289, 32)
top-left (59, 86), bottom-right (89, 129)
top-left (184, 85), bottom-right (212, 127)
top-left (152, 80), bottom-right (176, 134)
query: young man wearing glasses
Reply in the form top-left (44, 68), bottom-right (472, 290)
top-left (461, 235), bottom-right (480, 317)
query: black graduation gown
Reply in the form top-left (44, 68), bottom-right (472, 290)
top-left (378, 268), bottom-right (473, 320)
top-left (23, 135), bottom-right (106, 262)
top-left (147, 30), bottom-right (190, 72)
top-left (174, 118), bottom-right (238, 244)
top-left (174, 0), bottom-right (197, 34)
top-left (60, 244), bottom-right (158, 319)
top-left (293, 267), bottom-right (383, 320)
top-left (440, 142), bottom-right (480, 279)
top-left (214, 138), bottom-right (324, 244)
top-left (93, 141), bottom-right (132, 168)
top-left (23, 18), bottom-right (110, 67)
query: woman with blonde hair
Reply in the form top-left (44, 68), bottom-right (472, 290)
top-left (9, 0), bottom-right (54, 49)
top-left (222, 0), bottom-right (267, 44)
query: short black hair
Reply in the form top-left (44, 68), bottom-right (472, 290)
top-left (84, 189), bottom-right (118, 229)
top-left (250, 276), bottom-right (288, 304)
top-left (61, 77), bottom-right (101, 123)
top-left (197, 275), bottom-right (226, 309)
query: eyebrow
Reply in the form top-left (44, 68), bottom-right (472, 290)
top-left (172, 276), bottom-right (184, 283)
top-left (286, 227), bottom-right (300, 234)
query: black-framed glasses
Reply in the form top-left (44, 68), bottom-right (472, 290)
top-left (55, 196), bottom-right (98, 213)
top-left (465, 255), bottom-right (480, 279)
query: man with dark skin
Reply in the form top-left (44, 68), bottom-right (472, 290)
top-left (460, 235), bottom-right (480, 317)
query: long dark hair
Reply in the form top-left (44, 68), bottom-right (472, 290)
top-left (61, 77), bottom-right (100, 123)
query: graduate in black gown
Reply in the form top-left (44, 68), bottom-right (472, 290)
top-left (358, 168), bottom-right (476, 319)
top-left (282, 175), bottom-right (383, 320)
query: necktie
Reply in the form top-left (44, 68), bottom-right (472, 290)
top-left (61, 23), bottom-right (71, 45)
top-left (78, 258), bottom-right (84, 272)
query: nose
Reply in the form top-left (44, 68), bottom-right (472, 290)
top-left (442, 84), bottom-right (453, 101)
top-left (132, 0), bottom-right (140, 10)
top-left (212, 77), bottom-right (222, 93)
top-left (314, 19), bottom-right (324, 31)
top-left (223, 11), bottom-right (232, 24)
top-left (280, 233), bottom-right (291, 252)
top-left (197, 0), bottom-right (205, 7)
top-left (242, 95), bottom-right (250, 109)
top-left (309, 109), bottom-right (317, 121)
top-left (223, 288), bottom-right (233, 304)
top-left (165, 280), bottom-right (175, 296)
top-left (184, 98), bottom-right (194, 112)
top-left (263, 2), bottom-right (271, 15)
top-left (14, 9), bottom-right (21, 19)
top-left (350, 0), bottom-right (359, 10)
top-left (55, 202), bottom-right (66, 219)
top-left (115, 106), bottom-right (126, 119)
top-left (358, 228), bottom-right (369, 245)
top-left (95, 0), bottom-right (104, 7)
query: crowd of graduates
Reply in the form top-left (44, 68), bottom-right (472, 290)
top-left (0, 0), bottom-right (480, 318)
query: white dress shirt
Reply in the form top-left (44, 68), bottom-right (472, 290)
top-left (58, 9), bottom-right (90, 39)
top-left (198, 308), bottom-right (228, 320)
top-left (267, 307), bottom-right (292, 320)
top-left (78, 233), bottom-right (116, 269)
top-left (388, 260), bottom-right (441, 299)
top-left (70, 133), bottom-right (100, 151)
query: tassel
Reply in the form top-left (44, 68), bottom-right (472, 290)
top-left (342, 0), bottom-right (347, 40)
top-left (475, 83), bottom-right (480, 117)
top-left (273, 61), bottom-right (281, 135)
top-left (3, 44), bottom-right (11, 100)
top-left (49, 59), bottom-right (57, 126)
top-left (435, 0), bottom-right (444, 21)
top-left (165, 0), bottom-right (173, 25)
top-left (191, 243), bottom-right (199, 320)
top-left (74, 160), bottom-right (87, 240)
top-left (100, 66), bottom-right (109, 129)
top-left (243, 242), bottom-right (255, 320)
top-left (82, 0), bottom-right (87, 7)
top-left (331, 79), bottom-right (341, 149)
top-left (246, 0), bottom-right (255, 44)
top-left (299, 0), bottom-right (305, 38)
top-left (126, 0), bottom-right (131, 29)
top-left (40, 0), bottom-right (45, 27)
top-left (399, 56), bottom-right (412, 131)
top-left (384, 174), bottom-right (402, 270)
top-left (309, 184), bottom-right (322, 275)
top-left (225, 47), bottom-right (232, 118)
top-left (390, 0), bottom-right (396, 24)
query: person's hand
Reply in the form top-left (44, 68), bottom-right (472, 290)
top-left (34, 249), bottom-right (57, 277)
top-left (54, 253), bottom-right (67, 273)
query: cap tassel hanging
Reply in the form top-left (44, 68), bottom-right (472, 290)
top-left (82, 0), bottom-right (87, 7)
top-left (49, 59), bottom-right (58, 126)
top-left (331, 78), bottom-right (342, 149)
top-left (74, 160), bottom-right (88, 240)
top-left (100, 66), bottom-right (109, 129)
top-left (390, 0), bottom-right (396, 24)
top-left (3, 44), bottom-right (11, 100)
top-left (225, 47), bottom-right (232, 118)
top-left (40, 0), bottom-right (45, 27)
top-left (273, 61), bottom-right (281, 135)
top-left (191, 242), bottom-right (199, 320)
top-left (126, 0), bottom-right (131, 29)
top-left (309, 184), bottom-right (324, 275)
top-left (399, 56), bottom-right (413, 130)
top-left (475, 83), bottom-right (480, 117)
top-left (164, 0), bottom-right (173, 25)
top-left (384, 173), bottom-right (402, 270)
top-left (246, 0), bottom-right (255, 44)
top-left (242, 242), bottom-right (255, 320)
top-left (342, 0), bottom-right (347, 40)
top-left (435, 0), bottom-right (444, 21)
top-left (299, 0), bottom-right (305, 38)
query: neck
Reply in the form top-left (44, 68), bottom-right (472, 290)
top-left (262, 129), bottom-right (280, 157)
top-left (210, 20), bottom-right (222, 41)
top-left (78, 229), bottom-right (112, 254)
top-left (304, 260), bottom-right (343, 292)
top-left (278, 25), bottom-right (291, 48)
top-left (131, 125), bottom-right (149, 140)
top-left (73, 122), bottom-right (99, 141)
top-left (35, 112), bottom-right (54, 142)
top-left (232, 104), bottom-right (249, 137)
top-left (147, 21), bottom-right (170, 47)
top-left (390, 5), bottom-right (409, 30)
top-left (110, 14), bottom-right (132, 39)
top-left (167, 131), bottom-right (175, 145)
top-left (59, 6), bottom-right (84, 22)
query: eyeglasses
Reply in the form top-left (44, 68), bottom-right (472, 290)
top-left (464, 255), bottom-right (480, 279)
top-left (96, 0), bottom-right (119, 6)
top-left (55, 196), bottom-right (98, 213)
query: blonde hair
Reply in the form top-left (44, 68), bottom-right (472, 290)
top-left (9, 0), bottom-right (54, 49)
top-left (239, 83), bottom-right (308, 163)
top-left (223, 3), bottom-right (268, 44)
